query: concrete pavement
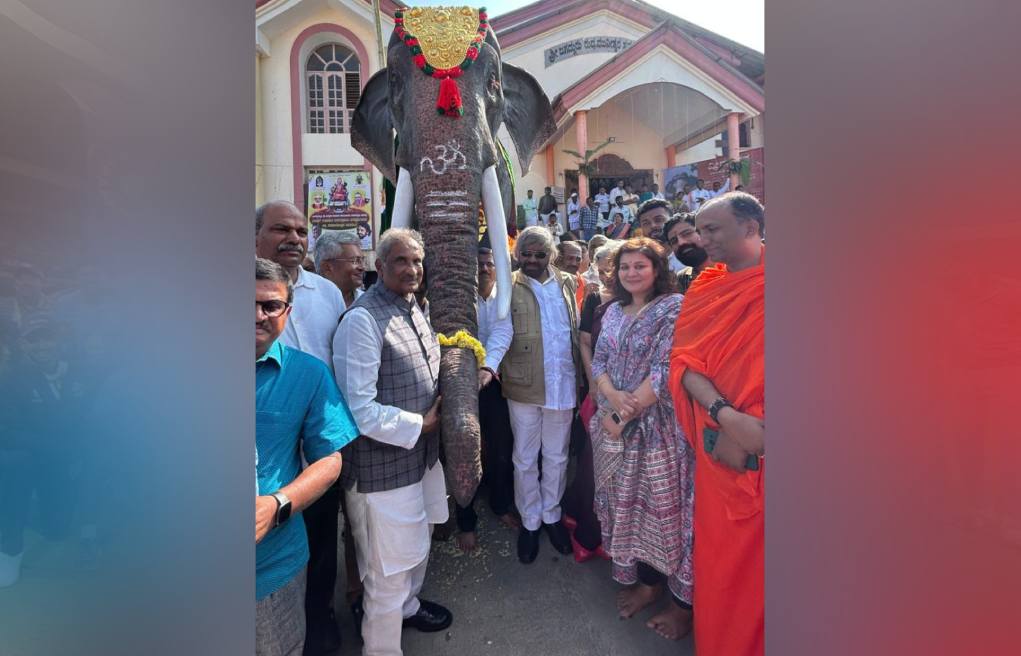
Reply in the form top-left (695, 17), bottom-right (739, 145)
top-left (335, 509), bottom-right (693, 655)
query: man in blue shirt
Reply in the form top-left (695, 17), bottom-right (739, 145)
top-left (255, 258), bottom-right (359, 656)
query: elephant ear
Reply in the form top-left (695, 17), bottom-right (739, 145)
top-left (352, 69), bottom-right (396, 185)
top-left (501, 62), bottom-right (556, 176)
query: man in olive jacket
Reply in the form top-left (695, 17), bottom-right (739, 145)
top-left (500, 226), bottom-right (582, 564)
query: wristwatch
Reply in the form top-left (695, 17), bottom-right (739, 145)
top-left (270, 491), bottom-right (292, 527)
top-left (707, 397), bottom-right (733, 423)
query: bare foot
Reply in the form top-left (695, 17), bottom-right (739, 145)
top-left (646, 603), bottom-right (693, 640)
top-left (498, 513), bottom-right (522, 530)
top-left (617, 583), bottom-right (661, 618)
top-left (455, 531), bottom-right (477, 552)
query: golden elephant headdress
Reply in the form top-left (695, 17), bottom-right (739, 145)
top-left (393, 6), bottom-right (490, 117)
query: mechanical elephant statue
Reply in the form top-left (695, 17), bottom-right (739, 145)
top-left (351, 6), bottom-right (556, 506)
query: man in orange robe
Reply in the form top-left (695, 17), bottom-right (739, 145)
top-left (669, 191), bottom-right (765, 656)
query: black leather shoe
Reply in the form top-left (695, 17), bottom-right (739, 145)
top-left (517, 527), bottom-right (540, 564)
top-left (402, 599), bottom-right (453, 633)
top-left (544, 520), bottom-right (574, 555)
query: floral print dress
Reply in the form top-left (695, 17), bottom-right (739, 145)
top-left (590, 293), bottom-right (695, 603)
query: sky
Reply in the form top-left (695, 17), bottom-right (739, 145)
top-left (413, 0), bottom-right (765, 52)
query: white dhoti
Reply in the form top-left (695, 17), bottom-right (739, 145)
top-left (345, 461), bottom-right (448, 656)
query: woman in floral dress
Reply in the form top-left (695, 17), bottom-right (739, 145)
top-left (590, 237), bottom-right (695, 641)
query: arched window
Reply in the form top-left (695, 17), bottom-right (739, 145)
top-left (306, 44), bottom-right (361, 134)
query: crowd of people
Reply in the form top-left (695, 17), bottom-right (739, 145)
top-left (254, 189), bottom-right (765, 656)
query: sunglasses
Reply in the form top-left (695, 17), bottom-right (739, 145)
top-left (519, 250), bottom-right (548, 259)
top-left (256, 300), bottom-right (291, 318)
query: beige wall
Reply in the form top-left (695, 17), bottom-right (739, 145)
top-left (502, 12), bottom-right (648, 98)
top-left (255, 54), bottom-right (265, 206)
top-left (257, 1), bottom-right (390, 256)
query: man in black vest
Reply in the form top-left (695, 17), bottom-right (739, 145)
top-left (332, 228), bottom-right (452, 655)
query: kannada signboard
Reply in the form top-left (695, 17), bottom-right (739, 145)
top-left (306, 171), bottom-right (374, 250)
top-left (545, 36), bottom-right (634, 67)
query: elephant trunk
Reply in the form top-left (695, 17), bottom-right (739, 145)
top-left (413, 166), bottom-right (483, 507)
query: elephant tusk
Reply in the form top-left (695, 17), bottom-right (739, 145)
top-left (481, 165), bottom-right (512, 320)
top-left (390, 167), bottom-right (414, 230)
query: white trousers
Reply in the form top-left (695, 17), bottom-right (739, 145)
top-left (507, 400), bottom-right (574, 531)
top-left (345, 462), bottom-right (448, 656)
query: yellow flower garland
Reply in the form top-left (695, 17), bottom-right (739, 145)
top-left (437, 330), bottom-right (486, 365)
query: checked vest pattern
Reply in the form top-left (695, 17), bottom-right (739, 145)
top-left (340, 282), bottom-right (441, 493)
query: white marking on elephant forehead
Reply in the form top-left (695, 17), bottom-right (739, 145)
top-left (428, 212), bottom-right (464, 220)
top-left (418, 140), bottom-right (469, 176)
top-left (426, 190), bottom-right (468, 197)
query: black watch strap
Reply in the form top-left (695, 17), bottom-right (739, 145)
top-left (708, 397), bottom-right (732, 423)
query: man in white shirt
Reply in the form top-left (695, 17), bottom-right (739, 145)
top-left (454, 246), bottom-right (518, 552)
top-left (256, 200), bottom-right (348, 653)
top-left (622, 184), bottom-right (641, 219)
top-left (608, 196), bottom-right (633, 227)
top-left (709, 177), bottom-right (732, 198)
top-left (686, 178), bottom-right (714, 212)
top-left (521, 189), bottom-right (539, 227)
top-left (595, 187), bottom-right (611, 230)
top-left (651, 183), bottom-right (666, 200)
top-left (608, 179), bottom-right (626, 206)
top-left (566, 191), bottom-right (581, 237)
top-left (333, 228), bottom-right (452, 655)
top-left (500, 227), bottom-right (581, 564)
top-left (314, 230), bottom-right (366, 310)
top-left (256, 201), bottom-right (346, 370)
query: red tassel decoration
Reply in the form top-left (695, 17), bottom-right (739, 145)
top-left (436, 75), bottom-right (463, 117)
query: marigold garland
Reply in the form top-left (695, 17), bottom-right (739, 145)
top-left (393, 7), bottom-right (489, 117)
top-left (437, 330), bottom-right (486, 365)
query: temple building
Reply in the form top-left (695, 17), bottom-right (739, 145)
top-left (255, 0), bottom-right (764, 253)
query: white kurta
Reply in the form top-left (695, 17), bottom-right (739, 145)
top-left (278, 267), bottom-right (345, 369)
top-left (526, 271), bottom-right (577, 410)
top-left (333, 297), bottom-right (449, 656)
top-left (477, 286), bottom-right (512, 372)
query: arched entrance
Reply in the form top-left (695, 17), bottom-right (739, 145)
top-left (564, 153), bottom-right (652, 198)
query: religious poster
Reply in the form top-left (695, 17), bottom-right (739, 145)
top-left (662, 163), bottom-right (699, 200)
top-left (306, 171), bottom-right (374, 250)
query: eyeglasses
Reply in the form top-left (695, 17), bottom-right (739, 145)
top-left (519, 250), bottom-right (548, 259)
top-left (256, 300), bottom-right (291, 318)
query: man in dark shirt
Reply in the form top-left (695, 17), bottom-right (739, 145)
top-left (664, 215), bottom-right (713, 294)
top-left (538, 186), bottom-right (559, 227)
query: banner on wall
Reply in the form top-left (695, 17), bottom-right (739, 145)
top-left (695, 147), bottom-right (765, 203)
top-left (661, 147), bottom-right (766, 205)
top-left (306, 171), bottom-right (374, 250)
